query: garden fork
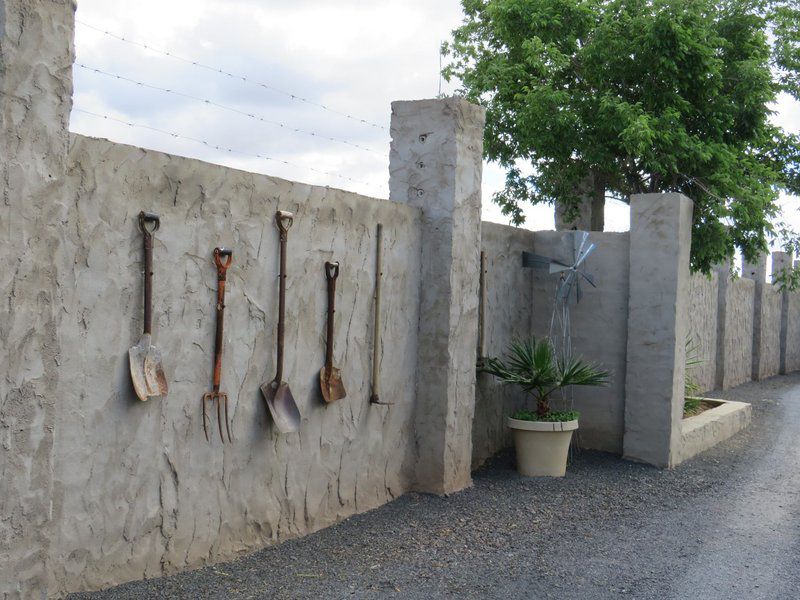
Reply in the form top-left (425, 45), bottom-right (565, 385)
top-left (204, 247), bottom-right (233, 443)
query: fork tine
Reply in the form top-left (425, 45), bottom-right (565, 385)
top-left (202, 394), bottom-right (210, 442)
top-left (223, 394), bottom-right (232, 443)
top-left (217, 395), bottom-right (225, 443)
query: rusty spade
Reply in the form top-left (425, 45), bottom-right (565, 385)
top-left (261, 211), bottom-right (302, 433)
top-left (203, 247), bottom-right (233, 443)
top-left (129, 211), bottom-right (169, 401)
top-left (320, 261), bottom-right (346, 403)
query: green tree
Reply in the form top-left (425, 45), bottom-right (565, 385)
top-left (443, 0), bottom-right (800, 272)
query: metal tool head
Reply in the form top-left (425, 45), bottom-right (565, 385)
top-left (144, 343), bottom-right (169, 397)
top-left (129, 334), bottom-right (151, 401)
top-left (319, 366), bottom-right (346, 404)
top-left (261, 380), bottom-right (301, 433)
top-left (203, 391), bottom-right (231, 443)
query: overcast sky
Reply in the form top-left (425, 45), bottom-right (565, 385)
top-left (71, 0), bottom-right (799, 239)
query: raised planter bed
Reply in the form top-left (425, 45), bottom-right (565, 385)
top-left (673, 397), bottom-right (752, 466)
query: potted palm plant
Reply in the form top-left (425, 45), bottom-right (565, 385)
top-left (481, 338), bottom-right (609, 477)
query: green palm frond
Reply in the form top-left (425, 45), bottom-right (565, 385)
top-left (480, 337), bottom-right (610, 418)
top-left (558, 354), bottom-right (611, 389)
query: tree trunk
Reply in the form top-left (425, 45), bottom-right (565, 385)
top-left (555, 171), bottom-right (605, 231)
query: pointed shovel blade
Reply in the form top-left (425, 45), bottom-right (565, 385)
top-left (144, 344), bottom-right (169, 397)
top-left (319, 366), bottom-right (346, 403)
top-left (261, 380), bottom-right (301, 433)
top-left (129, 334), bottom-right (151, 401)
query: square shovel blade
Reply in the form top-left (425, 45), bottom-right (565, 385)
top-left (261, 380), bottom-right (301, 433)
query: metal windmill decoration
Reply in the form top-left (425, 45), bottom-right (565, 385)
top-left (522, 231), bottom-right (597, 360)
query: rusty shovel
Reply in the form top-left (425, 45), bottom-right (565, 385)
top-left (320, 261), bottom-right (346, 403)
top-left (261, 211), bottom-right (302, 433)
top-left (129, 211), bottom-right (169, 401)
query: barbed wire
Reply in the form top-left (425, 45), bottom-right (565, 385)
top-left (75, 19), bottom-right (388, 131)
top-left (75, 63), bottom-right (385, 156)
top-left (72, 107), bottom-right (383, 191)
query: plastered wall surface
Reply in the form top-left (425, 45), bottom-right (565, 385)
top-left (47, 134), bottom-right (423, 595)
top-left (472, 223), bottom-right (534, 469)
top-left (530, 231), bottom-right (630, 453)
top-left (471, 227), bottom-right (631, 458)
top-left (757, 286), bottom-right (783, 379)
top-left (720, 278), bottom-right (755, 389)
top-left (0, 1), bottom-right (75, 597)
top-left (784, 292), bottom-right (800, 374)
top-left (686, 272), bottom-right (719, 393)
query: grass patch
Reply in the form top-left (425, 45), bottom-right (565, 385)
top-left (683, 397), bottom-right (718, 418)
top-left (511, 409), bottom-right (580, 422)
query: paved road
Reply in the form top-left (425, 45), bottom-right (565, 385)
top-left (71, 375), bottom-right (800, 599)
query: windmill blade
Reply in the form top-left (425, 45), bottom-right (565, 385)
top-left (573, 231), bottom-right (590, 260)
top-left (573, 242), bottom-right (596, 269)
top-left (522, 251), bottom-right (556, 269)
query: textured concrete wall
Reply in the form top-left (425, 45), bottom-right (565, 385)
top-left (757, 286), bottom-right (783, 379)
top-left (686, 272), bottom-right (719, 393)
top-left (530, 231), bottom-right (630, 453)
top-left (624, 193), bottom-right (693, 468)
top-left (785, 292), bottom-right (800, 373)
top-left (46, 134), bottom-right (424, 595)
top-left (718, 278), bottom-right (755, 389)
top-left (389, 98), bottom-right (484, 495)
top-left (773, 252), bottom-right (792, 374)
top-left (472, 223), bottom-right (533, 469)
top-left (0, 1), bottom-right (75, 597)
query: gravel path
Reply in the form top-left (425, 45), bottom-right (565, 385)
top-left (70, 375), bottom-right (800, 599)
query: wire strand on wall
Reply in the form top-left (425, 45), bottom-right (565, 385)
top-left (75, 19), bottom-right (388, 131)
top-left (72, 107), bottom-right (383, 191)
top-left (75, 63), bottom-right (385, 156)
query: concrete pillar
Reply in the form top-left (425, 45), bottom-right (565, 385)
top-left (623, 193), bottom-right (693, 468)
top-left (389, 98), bottom-right (484, 494)
top-left (0, 1), bottom-right (75, 597)
top-left (773, 252), bottom-right (792, 374)
top-left (743, 255), bottom-right (767, 380)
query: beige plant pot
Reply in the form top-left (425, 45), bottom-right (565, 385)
top-left (507, 417), bottom-right (579, 477)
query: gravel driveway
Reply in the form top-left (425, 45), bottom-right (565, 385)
top-left (70, 375), bottom-right (800, 599)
